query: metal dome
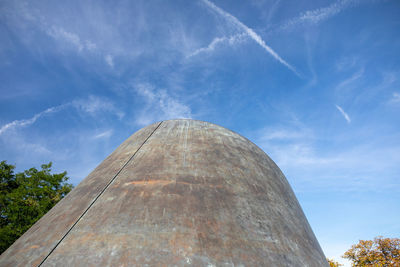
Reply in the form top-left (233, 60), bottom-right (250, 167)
top-left (0, 119), bottom-right (328, 266)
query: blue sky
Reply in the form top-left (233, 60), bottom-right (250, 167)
top-left (1, 0), bottom-right (399, 264)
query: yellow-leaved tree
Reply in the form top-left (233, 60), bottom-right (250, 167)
top-left (343, 236), bottom-right (400, 266)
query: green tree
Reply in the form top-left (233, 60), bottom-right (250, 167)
top-left (343, 236), bottom-right (400, 266)
top-left (0, 161), bottom-right (73, 254)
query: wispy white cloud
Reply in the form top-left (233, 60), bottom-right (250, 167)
top-left (46, 26), bottom-right (95, 52)
top-left (202, 0), bottom-right (300, 76)
top-left (0, 104), bottom-right (68, 136)
top-left (187, 33), bottom-right (246, 58)
top-left (259, 128), bottom-right (312, 141)
top-left (381, 71), bottom-right (397, 86)
top-left (390, 92), bottom-right (400, 103)
top-left (72, 95), bottom-right (125, 119)
top-left (257, 127), bottom-right (312, 160)
top-left (265, 0), bottom-right (283, 24)
top-left (336, 68), bottom-right (364, 90)
top-left (341, 70), bottom-right (398, 106)
top-left (134, 83), bottom-right (192, 126)
top-left (105, 54), bottom-right (114, 68)
top-left (4, 3), bottom-right (107, 62)
top-left (255, 126), bottom-right (326, 168)
top-left (93, 129), bottom-right (113, 139)
top-left (48, 27), bottom-right (82, 50)
top-left (268, 142), bottom-right (341, 168)
top-left (0, 95), bottom-right (124, 136)
top-left (335, 56), bottom-right (358, 72)
top-left (85, 40), bottom-right (97, 51)
top-left (280, 0), bottom-right (359, 30)
top-left (2, 132), bottom-right (53, 168)
top-left (304, 32), bottom-right (318, 86)
top-left (255, 124), bottom-right (400, 193)
top-left (335, 105), bottom-right (351, 123)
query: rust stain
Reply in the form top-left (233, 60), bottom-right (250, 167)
top-left (123, 180), bottom-right (172, 186)
top-left (122, 179), bottom-right (224, 189)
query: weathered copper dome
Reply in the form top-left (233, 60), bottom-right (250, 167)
top-left (0, 119), bottom-right (328, 266)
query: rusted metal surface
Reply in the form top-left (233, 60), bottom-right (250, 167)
top-left (0, 119), bottom-right (328, 266)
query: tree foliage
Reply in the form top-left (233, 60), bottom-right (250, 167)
top-left (343, 236), bottom-right (400, 266)
top-left (327, 258), bottom-right (343, 266)
top-left (0, 161), bottom-right (73, 254)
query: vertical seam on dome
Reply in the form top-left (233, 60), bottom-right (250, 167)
top-left (38, 121), bottom-right (163, 266)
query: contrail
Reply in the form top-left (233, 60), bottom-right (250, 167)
top-left (0, 104), bottom-right (69, 136)
top-left (202, 0), bottom-right (300, 77)
top-left (280, 0), bottom-right (357, 31)
top-left (335, 105), bottom-right (351, 123)
top-left (187, 33), bottom-right (246, 58)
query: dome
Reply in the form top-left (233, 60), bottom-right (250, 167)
top-left (0, 119), bottom-right (328, 266)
